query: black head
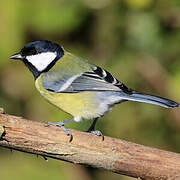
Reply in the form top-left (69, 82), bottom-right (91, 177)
top-left (10, 40), bottom-right (64, 79)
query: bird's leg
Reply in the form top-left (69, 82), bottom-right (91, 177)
top-left (48, 118), bottom-right (74, 142)
top-left (86, 118), bottom-right (104, 140)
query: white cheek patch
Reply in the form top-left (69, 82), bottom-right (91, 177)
top-left (26, 52), bottom-right (57, 71)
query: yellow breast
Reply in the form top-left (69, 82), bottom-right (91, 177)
top-left (35, 75), bottom-right (101, 119)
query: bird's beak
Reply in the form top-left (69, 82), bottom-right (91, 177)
top-left (10, 53), bottom-right (23, 60)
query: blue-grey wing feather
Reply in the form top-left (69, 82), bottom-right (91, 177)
top-left (42, 73), bottom-right (74, 92)
top-left (42, 65), bottom-right (132, 93)
top-left (63, 75), bottom-right (121, 92)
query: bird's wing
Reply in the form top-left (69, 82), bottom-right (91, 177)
top-left (42, 65), bottom-right (132, 94)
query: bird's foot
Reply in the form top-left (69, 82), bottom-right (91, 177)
top-left (86, 129), bottom-right (104, 141)
top-left (48, 121), bottom-right (73, 142)
top-left (86, 118), bottom-right (104, 140)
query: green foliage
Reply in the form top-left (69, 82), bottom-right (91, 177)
top-left (0, 0), bottom-right (180, 180)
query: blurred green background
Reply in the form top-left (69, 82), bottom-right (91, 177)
top-left (0, 0), bottom-right (180, 179)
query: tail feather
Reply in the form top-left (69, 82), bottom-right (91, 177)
top-left (120, 92), bottom-right (179, 108)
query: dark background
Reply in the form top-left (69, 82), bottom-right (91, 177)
top-left (0, 0), bottom-right (180, 179)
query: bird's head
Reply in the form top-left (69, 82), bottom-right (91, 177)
top-left (10, 40), bottom-right (64, 79)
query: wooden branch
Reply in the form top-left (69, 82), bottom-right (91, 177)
top-left (0, 110), bottom-right (180, 180)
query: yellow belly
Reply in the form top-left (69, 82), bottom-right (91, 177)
top-left (35, 76), bottom-right (101, 119)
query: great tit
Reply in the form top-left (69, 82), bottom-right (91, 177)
top-left (10, 40), bottom-right (179, 141)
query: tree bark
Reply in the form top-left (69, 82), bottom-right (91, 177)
top-left (0, 110), bottom-right (180, 180)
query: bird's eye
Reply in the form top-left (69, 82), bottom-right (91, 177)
top-left (21, 47), bottom-right (37, 56)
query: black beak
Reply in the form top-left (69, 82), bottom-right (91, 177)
top-left (10, 53), bottom-right (23, 60)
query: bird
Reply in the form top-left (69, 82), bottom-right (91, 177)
top-left (10, 40), bottom-right (179, 141)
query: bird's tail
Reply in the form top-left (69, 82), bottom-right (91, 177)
top-left (120, 91), bottom-right (179, 108)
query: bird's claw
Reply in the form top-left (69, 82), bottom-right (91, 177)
top-left (48, 121), bottom-right (73, 142)
top-left (61, 125), bottom-right (73, 142)
top-left (87, 130), bottom-right (104, 141)
top-left (67, 133), bottom-right (73, 142)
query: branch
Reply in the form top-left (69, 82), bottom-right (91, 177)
top-left (0, 109), bottom-right (180, 180)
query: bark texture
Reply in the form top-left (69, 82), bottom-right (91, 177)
top-left (0, 111), bottom-right (180, 180)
